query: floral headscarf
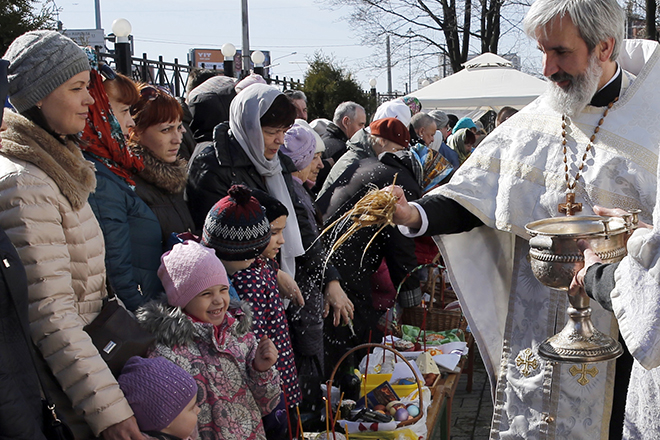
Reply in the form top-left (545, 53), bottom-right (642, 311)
top-left (80, 50), bottom-right (144, 186)
top-left (400, 96), bottom-right (422, 116)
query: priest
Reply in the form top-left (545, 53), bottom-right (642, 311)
top-left (390, 0), bottom-right (660, 438)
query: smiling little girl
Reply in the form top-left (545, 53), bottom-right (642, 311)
top-left (137, 240), bottom-right (281, 440)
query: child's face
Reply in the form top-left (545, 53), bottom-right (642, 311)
top-left (162, 396), bottom-right (200, 439)
top-left (262, 215), bottom-right (287, 260)
top-left (183, 284), bottom-right (230, 326)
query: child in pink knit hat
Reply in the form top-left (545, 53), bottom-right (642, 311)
top-left (137, 240), bottom-right (282, 440)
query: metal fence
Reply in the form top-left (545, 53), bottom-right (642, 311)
top-left (99, 51), bottom-right (303, 98)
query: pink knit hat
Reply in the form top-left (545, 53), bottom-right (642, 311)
top-left (158, 240), bottom-right (229, 308)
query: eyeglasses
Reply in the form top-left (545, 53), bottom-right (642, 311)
top-left (132, 85), bottom-right (174, 114)
top-left (139, 85), bottom-right (173, 101)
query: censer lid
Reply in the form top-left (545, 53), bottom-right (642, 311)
top-left (525, 215), bottom-right (627, 237)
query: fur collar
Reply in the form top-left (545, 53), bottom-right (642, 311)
top-left (136, 297), bottom-right (253, 347)
top-left (0, 112), bottom-right (96, 210)
top-left (130, 143), bottom-right (188, 194)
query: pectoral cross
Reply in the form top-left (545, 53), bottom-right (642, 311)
top-left (558, 192), bottom-right (582, 216)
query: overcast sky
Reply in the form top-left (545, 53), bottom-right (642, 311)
top-left (51, 0), bottom-right (541, 93)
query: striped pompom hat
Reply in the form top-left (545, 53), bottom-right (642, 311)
top-left (202, 184), bottom-right (271, 261)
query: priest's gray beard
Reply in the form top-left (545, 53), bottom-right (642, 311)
top-left (545, 53), bottom-right (602, 117)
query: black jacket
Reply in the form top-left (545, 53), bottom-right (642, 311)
top-left (319, 151), bottom-right (423, 309)
top-left (0, 227), bottom-right (46, 440)
top-left (131, 145), bottom-right (196, 245)
top-left (188, 82), bottom-right (236, 143)
top-left (313, 123), bottom-right (349, 193)
top-left (186, 122), bottom-right (330, 274)
top-left (176, 97), bottom-right (196, 161)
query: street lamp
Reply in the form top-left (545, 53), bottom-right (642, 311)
top-left (112, 18), bottom-right (132, 76)
top-left (369, 78), bottom-right (377, 99)
top-left (222, 43), bottom-right (236, 78)
top-left (251, 50), bottom-right (265, 76)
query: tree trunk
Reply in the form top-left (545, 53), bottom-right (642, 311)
top-left (461, 0), bottom-right (472, 66)
top-left (440, 0), bottom-right (465, 72)
top-left (646, 0), bottom-right (657, 41)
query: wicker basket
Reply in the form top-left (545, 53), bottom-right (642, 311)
top-left (327, 343), bottom-right (425, 428)
top-left (398, 261), bottom-right (466, 333)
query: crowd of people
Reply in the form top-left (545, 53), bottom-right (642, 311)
top-left (2, 0), bottom-right (660, 438)
top-left (0, 27), bottom-right (481, 440)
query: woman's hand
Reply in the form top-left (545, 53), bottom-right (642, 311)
top-left (101, 416), bottom-right (143, 440)
top-left (323, 280), bottom-right (354, 326)
top-left (253, 336), bottom-right (278, 372)
top-left (277, 270), bottom-right (305, 307)
top-left (386, 185), bottom-right (422, 229)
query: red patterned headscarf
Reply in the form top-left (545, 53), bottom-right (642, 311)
top-left (81, 68), bottom-right (144, 186)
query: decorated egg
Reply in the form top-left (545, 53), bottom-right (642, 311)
top-left (394, 407), bottom-right (410, 421)
top-left (373, 404), bottom-right (386, 412)
top-left (386, 401), bottom-right (402, 414)
top-left (406, 404), bottom-right (420, 417)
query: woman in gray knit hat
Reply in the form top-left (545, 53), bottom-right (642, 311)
top-left (0, 31), bottom-right (142, 439)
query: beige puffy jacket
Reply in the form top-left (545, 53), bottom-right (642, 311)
top-left (0, 112), bottom-right (133, 435)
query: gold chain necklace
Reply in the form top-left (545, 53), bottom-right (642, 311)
top-left (558, 97), bottom-right (618, 216)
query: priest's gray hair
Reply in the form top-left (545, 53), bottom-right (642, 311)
top-left (523, 0), bottom-right (625, 61)
top-left (333, 101), bottom-right (365, 126)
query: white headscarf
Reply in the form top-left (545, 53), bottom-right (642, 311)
top-left (373, 99), bottom-right (413, 126)
top-left (228, 83), bottom-right (304, 276)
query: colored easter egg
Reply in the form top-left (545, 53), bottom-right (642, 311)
top-left (394, 407), bottom-right (410, 421)
top-left (406, 404), bottom-right (420, 417)
top-left (386, 401), bottom-right (401, 414)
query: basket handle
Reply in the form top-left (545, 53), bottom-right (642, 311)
top-left (395, 262), bottom-right (443, 310)
top-left (327, 343), bottom-right (424, 428)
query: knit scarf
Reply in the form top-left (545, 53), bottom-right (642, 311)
top-left (80, 69), bottom-right (144, 186)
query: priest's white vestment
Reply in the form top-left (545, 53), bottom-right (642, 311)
top-left (430, 40), bottom-right (660, 439)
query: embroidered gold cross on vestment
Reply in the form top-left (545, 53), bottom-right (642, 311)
top-left (569, 363), bottom-right (599, 386)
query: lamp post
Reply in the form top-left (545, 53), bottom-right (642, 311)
top-left (112, 18), bottom-right (132, 76)
top-left (222, 43), bottom-right (236, 78)
top-left (369, 78), bottom-right (377, 98)
top-left (251, 50), bottom-right (265, 76)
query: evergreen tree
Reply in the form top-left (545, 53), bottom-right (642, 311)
top-left (301, 52), bottom-right (375, 121)
top-left (0, 0), bottom-right (58, 55)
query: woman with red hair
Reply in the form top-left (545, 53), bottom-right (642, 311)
top-left (129, 84), bottom-right (196, 244)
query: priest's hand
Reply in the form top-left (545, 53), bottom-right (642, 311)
top-left (387, 185), bottom-right (422, 229)
top-left (568, 239), bottom-right (602, 309)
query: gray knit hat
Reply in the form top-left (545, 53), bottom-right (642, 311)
top-left (3, 30), bottom-right (90, 113)
top-left (428, 110), bottom-right (449, 129)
